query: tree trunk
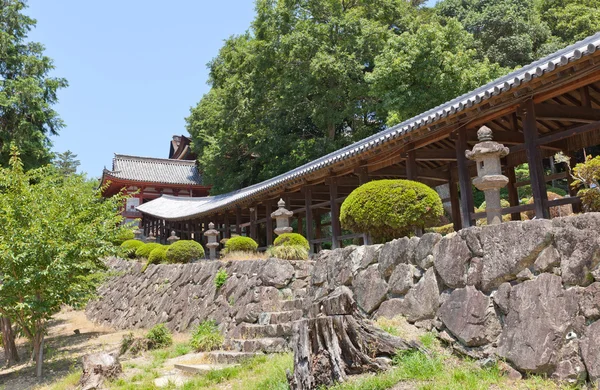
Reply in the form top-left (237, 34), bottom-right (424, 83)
top-left (287, 286), bottom-right (423, 389)
top-left (0, 316), bottom-right (19, 366)
top-left (79, 352), bottom-right (122, 390)
top-left (33, 331), bottom-right (44, 377)
top-left (327, 123), bottom-right (336, 140)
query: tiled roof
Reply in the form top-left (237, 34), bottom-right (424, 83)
top-left (103, 154), bottom-right (203, 186)
top-left (137, 32), bottom-right (600, 220)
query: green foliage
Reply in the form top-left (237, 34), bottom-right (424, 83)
top-left (135, 243), bottom-right (163, 259)
top-left (120, 239), bottom-right (144, 259)
top-left (273, 233), bottom-right (309, 250)
top-left (476, 199), bottom-right (511, 212)
top-left (0, 147), bottom-right (125, 374)
top-left (214, 269), bottom-right (228, 289)
top-left (114, 228), bottom-right (135, 245)
top-left (579, 188), bottom-right (600, 212)
top-left (165, 240), bottom-right (205, 263)
top-left (340, 180), bottom-right (444, 243)
top-left (224, 235), bottom-right (258, 253)
top-left (143, 245), bottom-right (168, 272)
top-left (190, 320), bottom-right (224, 352)
top-left (572, 155), bottom-right (600, 188)
top-left (52, 150), bottom-right (80, 176)
top-left (145, 324), bottom-right (173, 350)
top-left (429, 223), bottom-right (455, 235)
top-left (0, 1), bottom-right (68, 169)
top-left (538, 0), bottom-right (600, 42)
top-left (266, 245), bottom-right (309, 260)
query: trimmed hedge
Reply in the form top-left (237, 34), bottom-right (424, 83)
top-left (165, 240), bottom-right (205, 263)
top-left (120, 239), bottom-right (144, 258)
top-left (148, 246), bottom-right (168, 264)
top-left (135, 243), bottom-right (163, 259)
top-left (273, 233), bottom-right (309, 250)
top-left (340, 179), bottom-right (443, 243)
top-left (224, 236), bottom-right (258, 253)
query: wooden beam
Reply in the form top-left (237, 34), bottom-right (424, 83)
top-left (538, 120), bottom-right (600, 146)
top-left (304, 186), bottom-right (314, 253)
top-left (406, 148), bottom-right (417, 180)
top-left (449, 168), bottom-right (462, 231)
top-left (235, 206), bottom-right (242, 235)
top-left (534, 103), bottom-right (600, 123)
top-left (329, 179), bottom-right (342, 249)
top-left (370, 166), bottom-right (449, 182)
top-left (354, 166), bottom-right (369, 185)
top-left (567, 151), bottom-right (582, 213)
top-left (467, 128), bottom-right (524, 144)
top-left (520, 99), bottom-right (550, 219)
top-left (456, 128), bottom-right (475, 227)
top-left (250, 206), bottom-right (258, 241)
top-left (414, 149), bottom-right (456, 161)
top-left (265, 202), bottom-right (273, 246)
top-left (505, 166), bottom-right (521, 221)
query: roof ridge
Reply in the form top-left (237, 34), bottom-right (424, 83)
top-left (114, 154), bottom-right (197, 165)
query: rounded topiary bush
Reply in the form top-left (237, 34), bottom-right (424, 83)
top-left (135, 243), bottom-right (163, 259)
top-left (120, 239), bottom-right (144, 258)
top-left (224, 236), bottom-right (258, 253)
top-left (148, 246), bottom-right (168, 264)
top-left (165, 240), bottom-right (205, 263)
top-left (273, 233), bottom-right (309, 250)
top-left (340, 179), bottom-right (443, 243)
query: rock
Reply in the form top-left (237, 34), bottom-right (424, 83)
top-left (320, 286), bottom-right (356, 316)
top-left (533, 246), bottom-right (561, 273)
top-left (399, 268), bottom-right (440, 323)
top-left (311, 254), bottom-right (329, 286)
top-left (493, 282), bottom-right (511, 314)
top-left (552, 212), bottom-right (600, 231)
top-left (466, 257), bottom-right (483, 287)
top-left (79, 352), bottom-right (122, 390)
top-left (480, 219), bottom-right (553, 292)
top-left (581, 320), bottom-right (600, 382)
top-left (260, 259), bottom-right (295, 288)
top-left (414, 233), bottom-right (441, 269)
top-left (376, 298), bottom-right (404, 319)
top-left (354, 264), bottom-right (388, 314)
top-left (459, 227), bottom-right (484, 257)
top-left (388, 264), bottom-right (415, 295)
top-left (326, 248), bottom-right (354, 287)
top-left (378, 237), bottom-right (416, 280)
top-left (579, 282), bottom-right (600, 320)
top-left (498, 361), bottom-right (522, 381)
top-left (516, 268), bottom-right (534, 282)
top-left (438, 330), bottom-right (456, 344)
top-left (349, 245), bottom-right (380, 273)
top-left (432, 233), bottom-right (471, 289)
top-left (551, 340), bottom-right (587, 383)
top-left (555, 226), bottom-right (600, 287)
top-left (498, 273), bottom-right (579, 374)
top-left (437, 286), bottom-right (501, 347)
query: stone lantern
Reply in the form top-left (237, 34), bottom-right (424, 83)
top-left (204, 222), bottom-right (220, 260)
top-left (271, 199), bottom-right (293, 236)
top-left (133, 228), bottom-right (143, 240)
top-left (466, 126), bottom-right (509, 225)
top-left (145, 233), bottom-right (156, 243)
top-left (167, 230), bottom-right (180, 244)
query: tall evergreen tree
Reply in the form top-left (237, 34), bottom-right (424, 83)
top-left (0, 0), bottom-right (68, 169)
top-left (53, 150), bottom-right (80, 176)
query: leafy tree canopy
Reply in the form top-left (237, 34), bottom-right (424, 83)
top-left (0, 0), bottom-right (68, 169)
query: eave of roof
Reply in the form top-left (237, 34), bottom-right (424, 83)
top-left (137, 32), bottom-right (600, 221)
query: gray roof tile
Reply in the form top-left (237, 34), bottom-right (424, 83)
top-left (104, 154), bottom-right (203, 186)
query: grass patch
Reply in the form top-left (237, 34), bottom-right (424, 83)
top-left (42, 370), bottom-right (81, 390)
top-left (191, 320), bottom-right (224, 352)
top-left (220, 251), bottom-right (267, 261)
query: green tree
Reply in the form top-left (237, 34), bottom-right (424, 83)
top-left (537, 0), bottom-right (600, 43)
top-left (0, 147), bottom-right (126, 377)
top-left (53, 150), bottom-right (80, 176)
top-left (0, 0), bottom-right (68, 169)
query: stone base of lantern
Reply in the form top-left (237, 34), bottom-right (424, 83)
top-left (274, 227), bottom-right (293, 236)
top-left (206, 243), bottom-right (219, 260)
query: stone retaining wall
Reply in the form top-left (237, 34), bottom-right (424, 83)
top-left (86, 257), bottom-right (313, 337)
top-left (311, 213), bottom-right (600, 382)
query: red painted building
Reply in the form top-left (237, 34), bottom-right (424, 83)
top-left (101, 137), bottom-right (210, 225)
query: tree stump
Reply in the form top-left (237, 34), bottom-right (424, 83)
top-left (78, 352), bottom-right (122, 390)
top-left (287, 286), bottom-right (423, 389)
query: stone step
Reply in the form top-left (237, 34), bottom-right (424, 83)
top-left (205, 351), bottom-right (263, 365)
top-left (258, 310), bottom-right (303, 325)
top-left (240, 323), bottom-right (293, 339)
top-left (174, 363), bottom-right (239, 375)
top-left (227, 337), bottom-right (289, 353)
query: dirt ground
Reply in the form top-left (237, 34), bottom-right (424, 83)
top-left (0, 308), bottom-right (131, 390)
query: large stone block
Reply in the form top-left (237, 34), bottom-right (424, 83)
top-left (260, 259), bottom-right (295, 288)
top-left (578, 282), bottom-right (600, 320)
top-left (354, 264), bottom-right (388, 314)
top-left (581, 320), bottom-right (600, 382)
top-left (437, 286), bottom-right (501, 347)
top-left (378, 237), bottom-right (417, 280)
top-left (432, 233), bottom-right (471, 289)
top-left (555, 226), bottom-right (600, 287)
top-left (480, 219), bottom-right (553, 292)
top-left (498, 273), bottom-right (579, 374)
top-left (414, 233), bottom-right (441, 269)
top-left (398, 268), bottom-right (440, 323)
top-left (388, 263), bottom-right (416, 295)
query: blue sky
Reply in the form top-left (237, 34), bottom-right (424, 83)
top-left (27, 1), bottom-right (256, 176)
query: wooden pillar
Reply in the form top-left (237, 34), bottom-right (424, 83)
top-left (329, 179), bottom-right (341, 249)
top-left (456, 128), bottom-right (475, 227)
top-left (567, 151), bottom-right (582, 213)
top-left (406, 148), bottom-right (417, 181)
top-left (250, 206), bottom-right (257, 241)
top-left (356, 166), bottom-right (369, 185)
top-left (297, 216), bottom-right (303, 237)
top-left (235, 206), bottom-right (242, 235)
top-left (224, 213), bottom-right (231, 239)
top-left (506, 166), bottom-right (521, 221)
top-left (449, 168), bottom-right (462, 231)
top-left (521, 99), bottom-right (550, 219)
top-left (304, 187), bottom-right (314, 253)
top-left (266, 202), bottom-right (273, 246)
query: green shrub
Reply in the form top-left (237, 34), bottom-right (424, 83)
top-left (429, 223), bottom-right (454, 235)
top-left (215, 269), bottom-right (228, 289)
top-left (190, 320), bottom-right (224, 352)
top-left (141, 246), bottom-right (168, 272)
top-left (146, 323), bottom-right (173, 349)
top-left (266, 245), bottom-right (309, 260)
top-left (340, 179), bottom-right (443, 243)
top-left (224, 236), bottom-right (258, 253)
top-left (120, 239), bottom-right (144, 258)
top-left (273, 233), bottom-right (309, 250)
top-left (135, 242), bottom-right (163, 259)
top-left (165, 240), bottom-right (205, 263)
top-left (114, 229), bottom-right (135, 245)
top-left (579, 188), bottom-right (600, 212)
top-left (476, 199), bottom-right (511, 211)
